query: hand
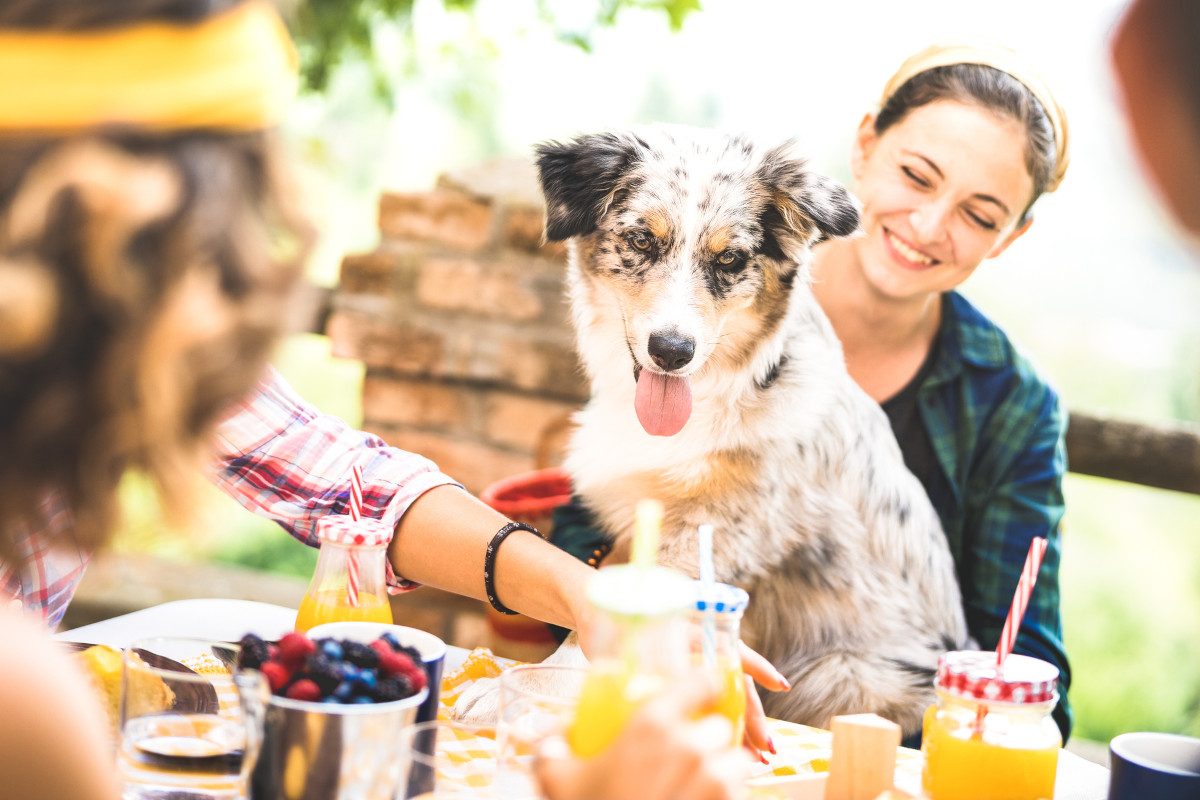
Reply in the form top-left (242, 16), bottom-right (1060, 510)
top-left (535, 672), bottom-right (754, 800)
top-left (738, 641), bottom-right (789, 759)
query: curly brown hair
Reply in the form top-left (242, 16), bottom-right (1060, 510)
top-left (0, 0), bottom-right (311, 567)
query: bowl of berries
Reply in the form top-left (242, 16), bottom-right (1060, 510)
top-left (235, 630), bottom-right (430, 800)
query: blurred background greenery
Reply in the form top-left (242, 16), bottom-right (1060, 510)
top-left (113, 0), bottom-right (1200, 743)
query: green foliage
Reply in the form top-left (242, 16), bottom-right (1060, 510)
top-left (291, 0), bottom-right (702, 98)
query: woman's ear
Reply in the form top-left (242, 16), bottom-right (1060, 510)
top-left (849, 112), bottom-right (879, 180)
top-left (987, 216), bottom-right (1035, 260)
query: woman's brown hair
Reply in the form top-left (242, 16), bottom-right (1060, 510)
top-left (0, 0), bottom-right (311, 566)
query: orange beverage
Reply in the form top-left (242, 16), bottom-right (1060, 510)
top-left (568, 564), bottom-right (692, 758)
top-left (295, 588), bottom-right (392, 632)
top-left (688, 580), bottom-right (750, 747)
top-left (298, 516), bottom-right (394, 632)
top-left (710, 655), bottom-right (747, 746)
top-left (922, 651), bottom-right (1062, 800)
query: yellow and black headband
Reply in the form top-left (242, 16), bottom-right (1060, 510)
top-left (0, 1), bottom-right (298, 134)
top-left (880, 39), bottom-right (1070, 192)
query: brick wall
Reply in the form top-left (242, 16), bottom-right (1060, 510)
top-left (328, 157), bottom-right (587, 496)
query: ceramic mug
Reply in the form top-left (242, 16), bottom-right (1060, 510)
top-left (1108, 731), bottom-right (1200, 799)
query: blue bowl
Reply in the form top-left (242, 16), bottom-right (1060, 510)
top-left (1109, 731), bottom-right (1200, 799)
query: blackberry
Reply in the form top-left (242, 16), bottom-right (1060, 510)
top-left (341, 640), bottom-right (379, 669)
top-left (398, 645), bottom-right (423, 665)
top-left (237, 634), bottom-right (270, 670)
top-left (373, 676), bottom-right (407, 703)
top-left (304, 654), bottom-right (342, 694)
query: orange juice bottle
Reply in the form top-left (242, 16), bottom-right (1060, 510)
top-left (688, 580), bottom-right (749, 747)
top-left (567, 564), bottom-right (692, 757)
top-left (295, 516), bottom-right (394, 632)
top-left (922, 651), bottom-right (1062, 800)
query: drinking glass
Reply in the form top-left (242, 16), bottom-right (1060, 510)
top-left (495, 664), bottom-right (587, 800)
top-left (401, 719), bottom-right (498, 798)
top-left (118, 636), bottom-right (266, 800)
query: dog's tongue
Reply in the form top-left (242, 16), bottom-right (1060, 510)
top-left (634, 372), bottom-right (693, 436)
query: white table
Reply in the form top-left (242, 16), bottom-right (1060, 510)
top-left (62, 599), bottom-right (1111, 800)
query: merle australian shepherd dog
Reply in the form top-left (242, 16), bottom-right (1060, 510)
top-left (460, 124), bottom-right (968, 737)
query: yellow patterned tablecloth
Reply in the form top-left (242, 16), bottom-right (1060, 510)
top-left (435, 648), bottom-right (924, 795)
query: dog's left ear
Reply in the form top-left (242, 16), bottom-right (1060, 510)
top-left (758, 142), bottom-right (861, 247)
top-left (535, 131), bottom-right (643, 241)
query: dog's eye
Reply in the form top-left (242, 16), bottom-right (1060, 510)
top-left (716, 250), bottom-right (743, 268)
top-left (629, 232), bottom-right (652, 251)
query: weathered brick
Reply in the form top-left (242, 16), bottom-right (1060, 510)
top-left (415, 258), bottom-right (543, 321)
top-left (327, 311), bottom-right (445, 374)
top-left (502, 206), bottom-right (568, 261)
top-left (339, 251), bottom-right (397, 295)
top-left (362, 376), bottom-right (477, 432)
top-left (365, 426), bottom-right (533, 496)
top-left (378, 188), bottom-right (494, 253)
top-left (484, 392), bottom-right (580, 453)
top-left (494, 337), bottom-right (589, 400)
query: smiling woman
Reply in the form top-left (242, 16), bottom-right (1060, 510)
top-left (808, 40), bottom-right (1075, 744)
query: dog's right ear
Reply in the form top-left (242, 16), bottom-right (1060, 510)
top-left (535, 132), bottom-right (642, 241)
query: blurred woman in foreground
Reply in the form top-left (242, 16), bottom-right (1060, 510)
top-left (0, 2), bottom-right (752, 798)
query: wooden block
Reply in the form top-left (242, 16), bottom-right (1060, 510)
top-left (825, 713), bottom-right (902, 800)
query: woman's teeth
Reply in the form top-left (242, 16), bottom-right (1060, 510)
top-left (888, 232), bottom-right (934, 265)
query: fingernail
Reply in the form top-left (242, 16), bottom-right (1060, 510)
top-left (759, 751), bottom-right (770, 765)
top-left (779, 674), bottom-right (791, 691)
top-left (768, 736), bottom-right (777, 755)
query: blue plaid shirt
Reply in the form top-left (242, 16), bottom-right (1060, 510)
top-left (550, 290), bottom-right (1072, 741)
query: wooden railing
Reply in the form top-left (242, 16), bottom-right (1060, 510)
top-left (295, 281), bottom-right (1200, 496)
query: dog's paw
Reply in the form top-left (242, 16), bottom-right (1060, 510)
top-left (450, 675), bottom-right (504, 725)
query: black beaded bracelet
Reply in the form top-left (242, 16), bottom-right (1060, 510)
top-left (483, 521), bottom-right (539, 615)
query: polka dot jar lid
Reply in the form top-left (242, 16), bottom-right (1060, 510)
top-left (936, 650), bottom-right (1059, 705)
top-left (689, 580), bottom-right (750, 615)
top-left (315, 515), bottom-right (392, 547)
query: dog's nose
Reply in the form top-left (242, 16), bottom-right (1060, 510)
top-left (648, 332), bottom-right (695, 371)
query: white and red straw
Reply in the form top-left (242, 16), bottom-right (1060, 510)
top-left (996, 536), bottom-right (1048, 666)
top-left (974, 536), bottom-right (1049, 734)
top-left (346, 464), bottom-right (364, 606)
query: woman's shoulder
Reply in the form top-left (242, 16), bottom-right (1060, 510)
top-left (940, 292), bottom-right (1065, 429)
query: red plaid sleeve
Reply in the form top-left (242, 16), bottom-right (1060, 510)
top-left (209, 367), bottom-right (463, 593)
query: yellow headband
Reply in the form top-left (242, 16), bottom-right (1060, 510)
top-left (0, 1), bottom-right (298, 134)
top-left (879, 39), bottom-right (1070, 193)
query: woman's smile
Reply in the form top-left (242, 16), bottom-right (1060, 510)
top-left (883, 227), bottom-right (938, 270)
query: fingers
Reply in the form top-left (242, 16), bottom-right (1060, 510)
top-left (738, 641), bottom-right (790, 692)
top-left (741, 673), bottom-right (775, 757)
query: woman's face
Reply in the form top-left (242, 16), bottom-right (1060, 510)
top-left (848, 99), bottom-right (1036, 301)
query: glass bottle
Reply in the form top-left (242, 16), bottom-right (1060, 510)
top-left (294, 516), bottom-right (394, 632)
top-left (922, 650), bottom-right (1062, 800)
top-left (688, 580), bottom-right (750, 747)
top-left (567, 564), bottom-right (693, 757)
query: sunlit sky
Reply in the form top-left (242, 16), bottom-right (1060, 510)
top-left (289, 0), bottom-right (1200, 423)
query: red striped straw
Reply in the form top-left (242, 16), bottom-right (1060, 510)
top-left (346, 464), bottom-right (364, 606)
top-left (974, 536), bottom-right (1048, 734)
top-left (996, 537), bottom-right (1048, 666)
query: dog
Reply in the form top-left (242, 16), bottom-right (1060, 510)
top-left (457, 125), bottom-right (969, 737)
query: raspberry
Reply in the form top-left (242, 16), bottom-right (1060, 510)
top-left (341, 641), bottom-right (379, 669)
top-left (261, 661), bottom-right (292, 692)
top-left (279, 632), bottom-right (317, 667)
top-left (237, 634), bottom-right (270, 670)
top-left (377, 650), bottom-right (415, 678)
top-left (285, 679), bottom-right (322, 702)
top-left (369, 639), bottom-right (393, 660)
top-left (400, 663), bottom-right (427, 692)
